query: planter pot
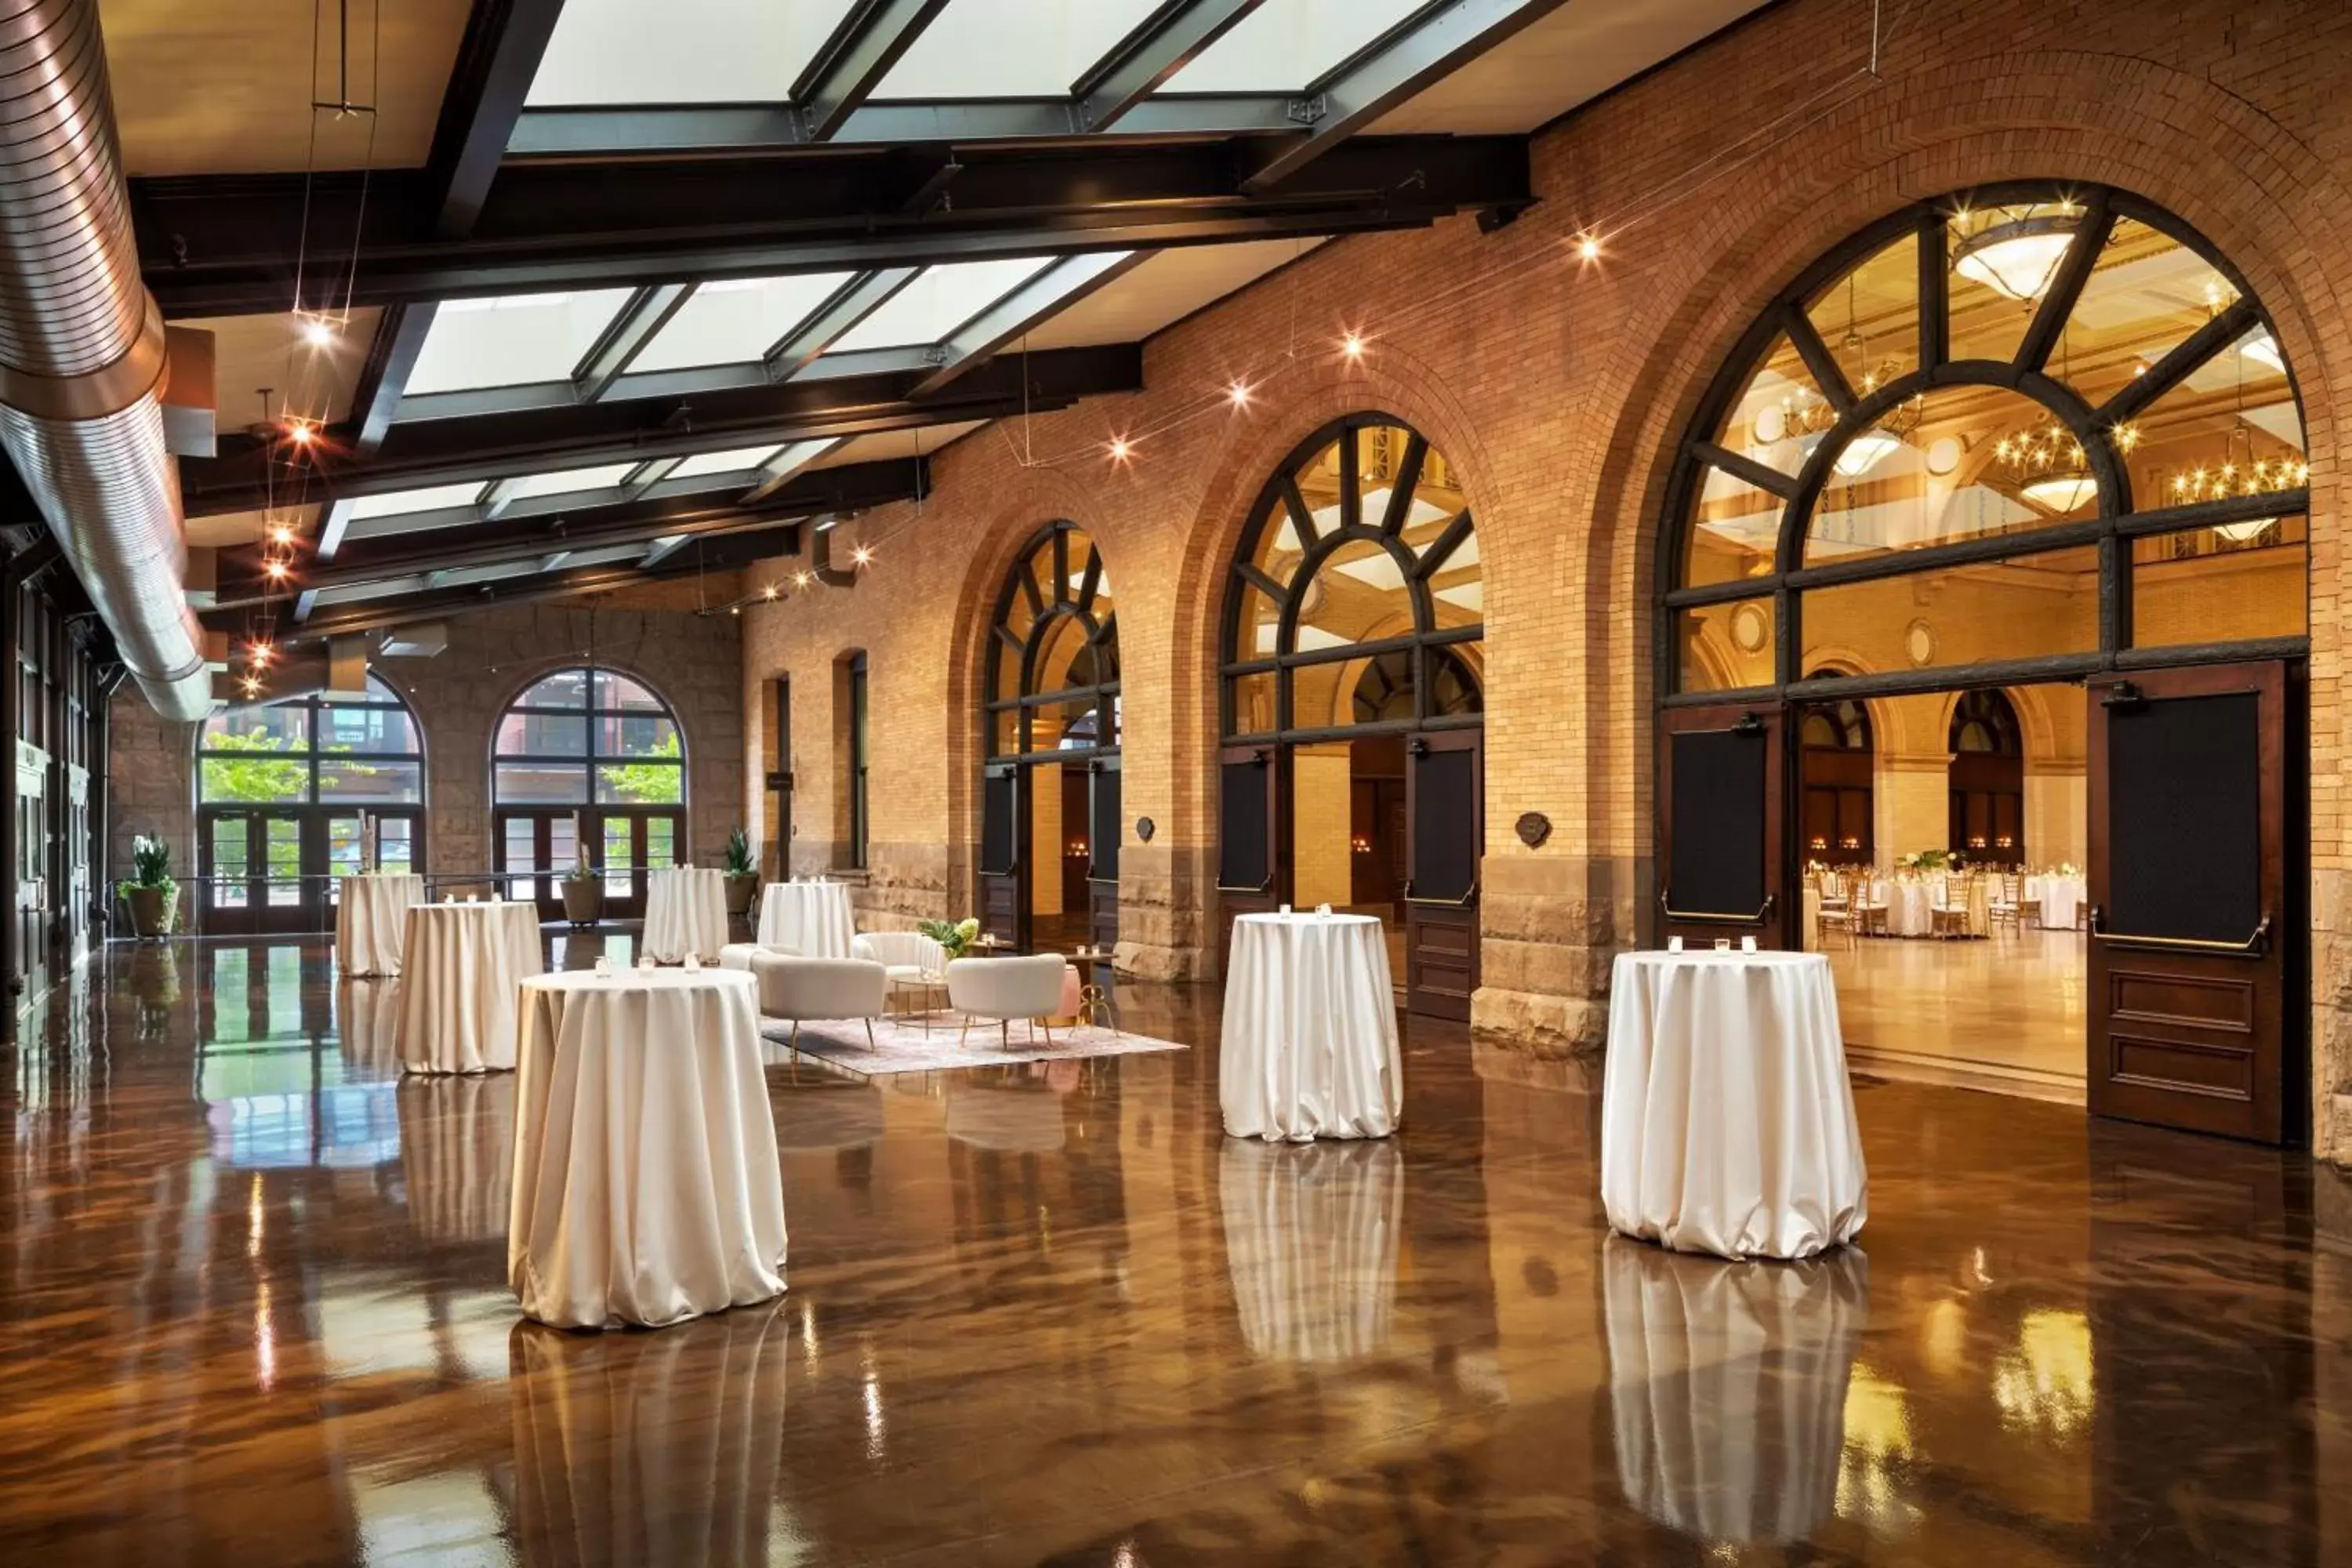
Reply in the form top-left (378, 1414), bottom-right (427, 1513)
top-left (560, 880), bottom-right (604, 927)
top-left (725, 873), bottom-right (759, 916)
top-left (123, 884), bottom-right (178, 939)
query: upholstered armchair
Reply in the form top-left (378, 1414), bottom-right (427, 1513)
top-left (720, 941), bottom-right (800, 971)
top-left (945, 954), bottom-right (1071, 1049)
top-left (744, 953), bottom-right (887, 1049)
top-left (851, 930), bottom-right (948, 980)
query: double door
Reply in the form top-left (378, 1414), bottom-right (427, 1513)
top-left (495, 808), bottom-right (681, 922)
top-left (978, 757), bottom-right (1120, 951)
top-left (201, 808), bottom-right (422, 935)
top-left (1658, 661), bottom-right (2298, 1143)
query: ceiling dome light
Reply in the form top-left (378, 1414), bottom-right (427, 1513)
top-left (2241, 332), bottom-right (2285, 374)
top-left (1951, 214), bottom-right (2080, 302)
top-left (2020, 474), bottom-right (2098, 514)
top-left (1832, 430), bottom-right (1905, 477)
top-left (2214, 517), bottom-right (2277, 543)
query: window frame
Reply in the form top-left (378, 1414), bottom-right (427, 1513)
top-left (490, 664), bottom-right (688, 810)
top-left (982, 519), bottom-right (1123, 766)
top-left (195, 675), bottom-right (427, 808)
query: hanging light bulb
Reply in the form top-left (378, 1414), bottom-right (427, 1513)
top-left (283, 419), bottom-right (318, 447)
top-left (297, 314), bottom-right (337, 348)
top-left (249, 640), bottom-right (274, 666)
top-left (263, 558), bottom-right (292, 579)
top-left (851, 544), bottom-right (874, 568)
top-left (1227, 380), bottom-right (1251, 408)
top-left (1576, 234), bottom-right (1602, 263)
top-left (1340, 331), bottom-right (1364, 359)
top-left (267, 521), bottom-right (296, 547)
top-left (762, 583), bottom-right (779, 601)
top-left (1106, 434), bottom-right (1131, 462)
top-left (793, 571), bottom-right (812, 589)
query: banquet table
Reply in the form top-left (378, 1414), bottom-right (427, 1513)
top-left (2026, 873), bottom-right (2085, 930)
top-left (757, 879), bottom-right (855, 958)
top-left (336, 872), bottom-right (425, 976)
top-left (1878, 878), bottom-right (1936, 938)
top-left (1602, 950), bottom-right (1867, 1260)
top-left (396, 900), bottom-right (545, 1075)
top-left (642, 866), bottom-right (730, 963)
top-left (509, 968), bottom-right (786, 1329)
top-left (1220, 912), bottom-right (1402, 1142)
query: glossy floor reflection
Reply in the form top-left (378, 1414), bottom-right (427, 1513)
top-left (4, 938), bottom-right (2350, 1565)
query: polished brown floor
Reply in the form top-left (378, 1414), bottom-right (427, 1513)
top-left (4, 938), bottom-right (2350, 1566)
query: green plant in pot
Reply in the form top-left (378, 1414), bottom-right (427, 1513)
top-left (724, 826), bottom-right (759, 917)
top-left (118, 835), bottom-right (179, 939)
top-left (916, 916), bottom-right (983, 960)
top-left (561, 855), bottom-right (604, 928)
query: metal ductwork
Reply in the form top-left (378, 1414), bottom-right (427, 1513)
top-left (0, 0), bottom-right (211, 720)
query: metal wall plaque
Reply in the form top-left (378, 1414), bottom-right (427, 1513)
top-left (1135, 816), bottom-right (1156, 843)
top-left (1515, 811), bottom-right (1552, 848)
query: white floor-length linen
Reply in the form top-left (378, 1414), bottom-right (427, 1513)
top-left (508, 969), bottom-right (787, 1330)
top-left (336, 872), bottom-right (425, 976)
top-left (396, 901), bottom-right (546, 1075)
top-left (1602, 950), bottom-right (1866, 1260)
top-left (756, 880), bottom-right (855, 958)
top-left (2026, 873), bottom-right (2085, 929)
top-left (1219, 913), bottom-right (1402, 1142)
top-left (1603, 1236), bottom-right (1869, 1544)
top-left (642, 866), bottom-right (730, 962)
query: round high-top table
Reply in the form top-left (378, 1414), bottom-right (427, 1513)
top-left (757, 879), bottom-right (855, 958)
top-left (508, 968), bottom-right (786, 1330)
top-left (1219, 912), bottom-right (1402, 1142)
top-left (395, 900), bottom-right (546, 1076)
top-left (336, 872), bottom-right (425, 976)
top-left (2026, 872), bottom-right (2085, 930)
top-left (1602, 949), bottom-right (1867, 1261)
top-left (642, 866), bottom-right (729, 963)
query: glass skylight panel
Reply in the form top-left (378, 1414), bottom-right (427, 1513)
top-left (347, 481), bottom-right (485, 520)
top-left (828, 257), bottom-right (1056, 353)
top-left (1166, 0), bottom-right (1428, 93)
top-left (629, 274), bottom-right (859, 373)
top-left (526, 0), bottom-right (858, 106)
top-left (668, 445), bottom-right (785, 479)
top-left (406, 291), bottom-right (634, 394)
top-left (875, 0), bottom-right (1162, 99)
top-left (505, 463), bottom-right (641, 501)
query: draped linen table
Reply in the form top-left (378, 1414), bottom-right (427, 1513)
top-left (336, 872), bottom-right (425, 976)
top-left (1602, 950), bottom-right (1866, 1260)
top-left (1220, 913), bottom-right (1402, 1142)
top-left (642, 866), bottom-right (730, 963)
top-left (509, 968), bottom-right (786, 1329)
top-left (2026, 873), bottom-right (2085, 930)
top-left (397, 901), bottom-right (545, 1075)
top-left (757, 879), bottom-right (855, 958)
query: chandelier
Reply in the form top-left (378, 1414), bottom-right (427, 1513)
top-left (1952, 210), bottom-right (2083, 302)
top-left (1994, 422), bottom-right (2096, 513)
top-left (2152, 421), bottom-right (2307, 542)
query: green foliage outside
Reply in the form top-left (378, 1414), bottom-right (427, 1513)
top-left (597, 731), bottom-right (685, 804)
top-left (198, 728), bottom-right (310, 803)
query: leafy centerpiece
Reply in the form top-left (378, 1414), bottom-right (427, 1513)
top-left (1897, 848), bottom-right (1961, 874)
top-left (916, 916), bottom-right (983, 960)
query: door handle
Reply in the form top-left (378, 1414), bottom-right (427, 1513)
top-left (2089, 905), bottom-right (2272, 956)
top-left (1659, 889), bottom-right (1777, 924)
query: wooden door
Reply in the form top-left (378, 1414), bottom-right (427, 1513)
top-left (1657, 702), bottom-right (1788, 949)
top-left (1216, 743), bottom-right (1285, 964)
top-left (978, 764), bottom-right (1023, 946)
top-left (1405, 730), bottom-right (1482, 1019)
top-left (1087, 757), bottom-right (1120, 950)
top-left (2087, 663), bottom-right (2294, 1143)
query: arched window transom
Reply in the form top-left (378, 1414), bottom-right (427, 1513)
top-left (985, 521), bottom-right (1120, 760)
top-left (198, 674), bottom-right (424, 807)
top-left (492, 666), bottom-right (685, 806)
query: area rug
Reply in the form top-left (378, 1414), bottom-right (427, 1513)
top-left (758, 1014), bottom-right (1185, 1076)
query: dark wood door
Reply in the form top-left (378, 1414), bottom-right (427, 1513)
top-left (1405, 730), bottom-right (1481, 1020)
top-left (978, 764), bottom-right (1024, 947)
top-left (1658, 702), bottom-right (1788, 949)
top-left (2087, 663), bottom-right (2293, 1144)
top-left (1215, 743), bottom-right (1285, 964)
top-left (1087, 757), bottom-right (1120, 949)
top-left (200, 809), bottom-right (313, 935)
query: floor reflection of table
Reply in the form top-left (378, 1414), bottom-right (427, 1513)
top-left (398, 1073), bottom-right (516, 1243)
top-left (1219, 1138), bottom-right (1401, 1363)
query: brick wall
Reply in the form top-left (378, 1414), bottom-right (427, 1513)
top-left (728, 0), bottom-right (2352, 1152)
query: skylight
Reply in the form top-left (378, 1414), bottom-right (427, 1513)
top-left (667, 445), bottom-right (786, 480)
top-left (829, 257), bottom-right (1056, 353)
top-left (1166, 0), bottom-right (1428, 93)
top-left (526, 0), bottom-right (858, 106)
top-left (407, 291), bottom-right (634, 394)
top-left (874, 0), bottom-right (1161, 99)
top-left (503, 463), bottom-right (641, 501)
top-left (629, 273), bottom-right (861, 373)
top-left (347, 481), bottom-right (485, 520)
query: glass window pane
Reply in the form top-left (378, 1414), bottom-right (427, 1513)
top-left (1948, 201), bottom-right (2087, 365)
top-left (517, 670), bottom-right (590, 709)
top-left (265, 819), bottom-right (302, 906)
top-left (1428, 528), bottom-right (1480, 631)
top-left (498, 713), bottom-right (586, 757)
top-left (669, 443), bottom-right (787, 481)
top-left (1431, 646), bottom-right (1484, 717)
top-left (318, 758), bottom-right (424, 804)
top-left (630, 274), bottom-right (857, 372)
top-left (405, 291), bottom-right (636, 394)
top-left (1294, 537), bottom-right (1416, 651)
top-left (1676, 597), bottom-right (1776, 693)
top-left (528, 0), bottom-right (858, 106)
top-left (596, 761), bottom-right (684, 805)
top-left (990, 706), bottom-right (1020, 757)
top-left (1168, 0), bottom-right (1429, 93)
top-left (603, 820), bottom-right (634, 899)
top-left (495, 760), bottom-right (590, 804)
top-left (991, 641), bottom-right (1024, 702)
top-left (317, 704), bottom-right (416, 754)
top-left (347, 481), bottom-right (485, 521)
top-left (1348, 650), bottom-right (1416, 724)
top-left (200, 752), bottom-right (310, 805)
top-left (2120, 326), bottom-right (2305, 509)
top-left (1714, 333), bottom-right (1831, 477)
top-left (829, 258), bottom-right (1056, 353)
top-left (378, 819), bottom-right (415, 877)
top-left (1029, 615), bottom-right (1097, 697)
top-left (1804, 545), bottom-right (2100, 673)
top-left (506, 462), bottom-right (640, 501)
top-left (593, 715), bottom-right (681, 759)
top-left (1803, 231), bottom-right (1920, 392)
top-left (1685, 463), bottom-right (1784, 587)
top-left (1229, 672), bottom-right (1276, 736)
top-left (1805, 386), bottom-right (2096, 566)
top-left (2132, 515), bottom-right (2307, 645)
top-left (593, 671), bottom-right (666, 713)
top-left (1289, 659), bottom-right (1358, 731)
top-left (877, 0), bottom-right (1160, 97)
top-left (550, 816), bottom-right (578, 873)
top-left (327, 817), bottom-right (364, 882)
top-left (2056, 218), bottom-right (2238, 411)
top-left (646, 818), bottom-right (677, 869)
top-left (211, 818), bottom-right (249, 905)
top-left (204, 704), bottom-right (308, 748)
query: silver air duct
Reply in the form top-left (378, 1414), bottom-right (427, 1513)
top-left (0, 0), bottom-right (210, 720)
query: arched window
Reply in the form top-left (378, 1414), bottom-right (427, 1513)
top-left (1798, 678), bottom-right (1875, 860)
top-left (1222, 415), bottom-right (1482, 738)
top-left (1665, 182), bottom-right (2309, 697)
top-left (1949, 688), bottom-right (2023, 754)
top-left (1948, 688), bottom-right (2027, 863)
top-left (492, 666), bottom-right (685, 916)
top-left (984, 521), bottom-right (1120, 760)
top-left (196, 674), bottom-right (426, 932)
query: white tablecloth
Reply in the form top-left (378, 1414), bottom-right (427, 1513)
top-left (397, 901), bottom-right (546, 1075)
top-left (1219, 913), bottom-right (1401, 1142)
top-left (2026, 873), bottom-right (2085, 930)
top-left (1604, 1237), bottom-right (1869, 1543)
top-left (642, 866), bottom-right (730, 963)
top-left (509, 969), bottom-right (786, 1329)
top-left (757, 880), bottom-right (855, 958)
top-left (1220, 1138), bottom-right (1401, 1362)
top-left (1881, 880), bottom-right (1936, 937)
top-left (1602, 951), bottom-right (1866, 1260)
top-left (336, 873), bottom-right (425, 976)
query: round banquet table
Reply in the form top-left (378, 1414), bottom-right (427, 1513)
top-left (1879, 879), bottom-right (1937, 938)
top-left (642, 866), bottom-right (730, 963)
top-left (336, 872), bottom-right (425, 976)
top-left (509, 968), bottom-right (786, 1330)
top-left (1219, 912), bottom-right (1402, 1142)
top-left (757, 879), bottom-right (855, 958)
top-left (1602, 950), bottom-right (1867, 1260)
top-left (396, 900), bottom-right (546, 1076)
top-left (2027, 873), bottom-right (2085, 930)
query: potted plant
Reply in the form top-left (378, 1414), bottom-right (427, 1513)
top-left (724, 826), bottom-right (759, 917)
top-left (118, 835), bottom-right (180, 939)
top-left (916, 916), bottom-right (983, 960)
top-left (561, 856), bottom-right (604, 928)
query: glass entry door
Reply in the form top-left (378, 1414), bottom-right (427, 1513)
top-left (201, 811), bottom-right (307, 935)
top-left (495, 808), bottom-right (677, 922)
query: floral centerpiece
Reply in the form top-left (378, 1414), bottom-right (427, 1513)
top-left (1897, 848), bottom-right (1962, 873)
top-left (916, 916), bottom-right (982, 959)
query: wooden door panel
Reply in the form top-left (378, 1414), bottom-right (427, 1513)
top-left (1406, 731), bottom-right (1481, 1019)
top-left (978, 765), bottom-right (1022, 946)
top-left (1658, 703), bottom-right (1788, 949)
